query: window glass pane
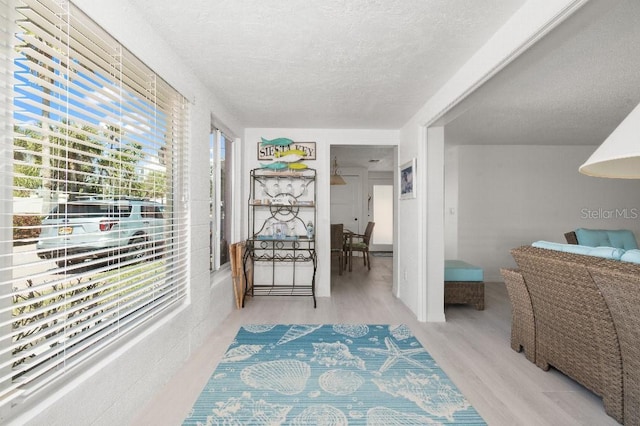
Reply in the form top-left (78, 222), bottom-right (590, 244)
top-left (220, 133), bottom-right (231, 266)
top-left (2, 0), bottom-right (189, 406)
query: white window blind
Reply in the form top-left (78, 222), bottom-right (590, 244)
top-left (0, 0), bottom-right (189, 406)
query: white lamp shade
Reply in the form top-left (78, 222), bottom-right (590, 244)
top-left (579, 102), bottom-right (640, 178)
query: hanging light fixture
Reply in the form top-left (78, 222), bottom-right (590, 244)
top-left (330, 156), bottom-right (346, 185)
top-left (579, 102), bottom-right (640, 178)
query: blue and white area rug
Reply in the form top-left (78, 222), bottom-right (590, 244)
top-left (183, 324), bottom-right (485, 425)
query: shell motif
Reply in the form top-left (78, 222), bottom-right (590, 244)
top-left (366, 406), bottom-right (435, 425)
top-left (332, 324), bottom-right (369, 338)
top-left (372, 371), bottom-right (470, 421)
top-left (389, 324), bottom-right (413, 341)
top-left (311, 341), bottom-right (366, 370)
top-left (318, 369), bottom-right (365, 395)
top-left (349, 410), bottom-right (365, 420)
top-left (240, 360), bottom-right (311, 395)
top-left (277, 324), bottom-right (322, 345)
top-left (220, 344), bottom-right (263, 363)
top-left (243, 324), bottom-right (277, 333)
top-left (209, 392), bottom-right (292, 424)
top-left (290, 404), bottom-right (348, 426)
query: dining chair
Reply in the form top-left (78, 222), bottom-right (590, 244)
top-left (330, 223), bottom-right (345, 275)
top-left (346, 221), bottom-right (375, 271)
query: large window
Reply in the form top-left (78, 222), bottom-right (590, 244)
top-left (209, 127), bottom-right (232, 271)
top-left (1, 0), bottom-right (189, 408)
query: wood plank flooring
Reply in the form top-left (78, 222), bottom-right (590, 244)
top-left (130, 255), bottom-right (619, 426)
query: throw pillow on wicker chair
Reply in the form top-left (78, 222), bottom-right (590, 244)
top-left (575, 228), bottom-right (638, 250)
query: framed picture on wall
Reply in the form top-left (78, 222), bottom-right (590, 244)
top-left (399, 158), bottom-right (416, 200)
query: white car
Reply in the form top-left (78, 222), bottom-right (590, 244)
top-left (36, 198), bottom-right (165, 267)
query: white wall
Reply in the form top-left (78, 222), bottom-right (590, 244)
top-left (398, 0), bottom-right (586, 322)
top-left (243, 129), bottom-right (399, 299)
top-left (444, 146), bottom-right (459, 259)
top-left (11, 1), bottom-right (242, 425)
top-left (397, 124), bottom-right (423, 317)
top-left (450, 145), bottom-right (640, 281)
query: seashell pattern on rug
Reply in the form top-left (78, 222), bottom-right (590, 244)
top-left (367, 406), bottom-right (436, 424)
top-left (372, 371), bottom-right (471, 422)
top-left (332, 323), bottom-right (369, 338)
top-left (209, 391), bottom-right (292, 424)
top-left (290, 404), bottom-right (348, 426)
top-left (240, 359), bottom-right (311, 395)
top-left (243, 324), bottom-right (277, 333)
top-left (277, 324), bottom-right (322, 345)
top-left (311, 341), bottom-right (366, 370)
top-left (389, 324), bottom-right (413, 341)
top-left (182, 324), bottom-right (485, 425)
top-left (318, 369), bottom-right (365, 395)
top-left (220, 344), bottom-right (263, 363)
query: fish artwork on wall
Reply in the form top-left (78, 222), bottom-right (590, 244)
top-left (287, 162), bottom-right (308, 170)
top-left (259, 137), bottom-right (312, 170)
top-left (274, 154), bottom-right (303, 163)
top-left (260, 161), bottom-right (288, 170)
top-left (275, 149), bottom-right (306, 158)
top-left (261, 137), bottom-right (294, 147)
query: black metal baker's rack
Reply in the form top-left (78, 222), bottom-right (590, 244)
top-left (243, 168), bottom-right (317, 307)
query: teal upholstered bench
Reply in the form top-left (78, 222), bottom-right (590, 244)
top-left (445, 260), bottom-right (485, 310)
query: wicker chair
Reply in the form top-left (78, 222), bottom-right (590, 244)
top-left (500, 268), bottom-right (535, 362)
top-left (330, 223), bottom-right (345, 275)
top-left (346, 221), bottom-right (374, 271)
top-left (564, 231), bottom-right (578, 244)
top-left (510, 246), bottom-right (623, 423)
top-left (589, 261), bottom-right (640, 425)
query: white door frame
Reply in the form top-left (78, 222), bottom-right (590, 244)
top-left (368, 174), bottom-right (393, 252)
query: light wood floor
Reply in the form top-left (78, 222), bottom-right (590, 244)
top-left (131, 255), bottom-right (619, 426)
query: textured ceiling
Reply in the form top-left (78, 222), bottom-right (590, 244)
top-left (127, 0), bottom-right (640, 153)
top-left (332, 0), bottom-right (640, 168)
top-left (443, 0), bottom-right (640, 146)
top-left (127, 0), bottom-right (525, 129)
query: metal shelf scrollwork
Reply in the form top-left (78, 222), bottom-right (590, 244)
top-left (243, 168), bottom-right (317, 307)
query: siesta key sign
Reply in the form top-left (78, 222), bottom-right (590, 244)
top-left (257, 141), bottom-right (316, 160)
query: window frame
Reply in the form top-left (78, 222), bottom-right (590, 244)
top-left (209, 126), bottom-right (233, 272)
top-left (1, 0), bottom-right (190, 409)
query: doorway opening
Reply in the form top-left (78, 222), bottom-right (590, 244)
top-left (329, 145), bottom-right (395, 277)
